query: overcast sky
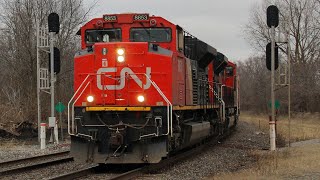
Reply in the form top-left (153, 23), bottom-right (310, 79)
top-left (84, 0), bottom-right (260, 62)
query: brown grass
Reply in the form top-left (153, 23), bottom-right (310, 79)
top-left (208, 112), bottom-right (320, 179)
top-left (210, 144), bottom-right (320, 180)
top-left (241, 112), bottom-right (320, 143)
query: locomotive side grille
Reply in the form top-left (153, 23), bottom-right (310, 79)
top-left (192, 68), bottom-right (198, 104)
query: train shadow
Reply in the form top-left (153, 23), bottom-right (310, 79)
top-left (93, 163), bottom-right (145, 173)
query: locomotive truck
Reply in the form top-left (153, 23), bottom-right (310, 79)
top-left (68, 13), bottom-right (240, 164)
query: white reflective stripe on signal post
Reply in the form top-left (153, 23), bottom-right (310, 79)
top-left (40, 123), bottom-right (46, 149)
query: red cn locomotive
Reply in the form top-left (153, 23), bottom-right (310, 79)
top-left (68, 13), bottom-right (240, 164)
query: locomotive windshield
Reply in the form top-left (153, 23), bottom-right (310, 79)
top-left (85, 29), bottom-right (122, 43)
top-left (130, 28), bottom-right (171, 42)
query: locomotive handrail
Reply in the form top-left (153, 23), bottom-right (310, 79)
top-left (67, 74), bottom-right (91, 135)
top-left (209, 84), bottom-right (225, 124)
top-left (71, 81), bottom-right (92, 133)
top-left (213, 81), bottom-right (234, 89)
top-left (221, 85), bottom-right (226, 123)
top-left (236, 75), bottom-right (240, 117)
top-left (143, 74), bottom-right (173, 138)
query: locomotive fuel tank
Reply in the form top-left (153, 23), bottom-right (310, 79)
top-left (182, 121), bottom-right (211, 147)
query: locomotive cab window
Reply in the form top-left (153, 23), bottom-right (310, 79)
top-left (130, 28), bottom-right (171, 42)
top-left (226, 67), bottom-right (233, 76)
top-left (85, 29), bottom-right (122, 44)
top-left (176, 26), bottom-right (184, 52)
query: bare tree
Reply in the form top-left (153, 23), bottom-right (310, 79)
top-left (238, 56), bottom-right (270, 113)
top-left (0, 0), bottom-right (92, 135)
top-left (242, 0), bottom-right (320, 113)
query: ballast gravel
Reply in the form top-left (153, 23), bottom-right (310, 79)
top-left (82, 120), bottom-right (270, 180)
top-left (0, 140), bottom-right (70, 163)
top-left (0, 120), bottom-right (269, 180)
top-left (143, 121), bottom-right (270, 180)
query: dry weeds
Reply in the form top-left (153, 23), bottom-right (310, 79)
top-left (211, 144), bottom-right (320, 179)
top-left (208, 112), bottom-right (320, 179)
top-left (240, 112), bottom-right (320, 143)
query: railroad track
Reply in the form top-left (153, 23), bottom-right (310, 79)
top-left (111, 126), bottom-right (236, 180)
top-left (0, 151), bottom-right (72, 177)
top-left (50, 126), bottom-right (236, 180)
top-left (48, 164), bottom-right (99, 180)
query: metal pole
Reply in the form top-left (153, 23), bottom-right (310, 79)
top-left (270, 26), bottom-right (276, 151)
top-left (288, 33), bottom-right (291, 147)
top-left (36, 21), bottom-right (41, 143)
top-left (50, 32), bottom-right (59, 144)
top-left (60, 111), bottom-right (63, 142)
top-left (50, 32), bottom-right (54, 120)
top-left (40, 123), bottom-right (46, 149)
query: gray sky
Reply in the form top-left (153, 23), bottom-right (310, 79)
top-left (84, 0), bottom-right (259, 61)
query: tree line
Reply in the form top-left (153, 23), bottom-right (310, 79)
top-left (0, 0), bottom-right (92, 135)
top-left (240, 0), bottom-right (320, 113)
top-left (0, 0), bottom-right (318, 136)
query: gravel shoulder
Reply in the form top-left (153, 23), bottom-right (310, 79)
top-left (4, 116), bottom-right (320, 180)
top-left (134, 120), bottom-right (270, 180)
top-left (0, 139), bottom-right (70, 163)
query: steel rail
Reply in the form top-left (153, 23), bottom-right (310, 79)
top-left (0, 150), bottom-right (70, 168)
top-left (46, 125), bottom-right (236, 180)
top-left (109, 125), bottom-right (236, 180)
top-left (0, 157), bottom-right (73, 176)
top-left (48, 164), bottom-right (99, 180)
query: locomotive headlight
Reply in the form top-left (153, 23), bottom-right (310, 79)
top-left (87, 95), bottom-right (94, 102)
top-left (137, 95), bottom-right (145, 102)
top-left (116, 48), bottom-right (125, 56)
top-left (117, 55), bottom-right (125, 63)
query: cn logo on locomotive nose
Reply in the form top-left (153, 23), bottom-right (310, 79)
top-left (96, 67), bottom-right (151, 90)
